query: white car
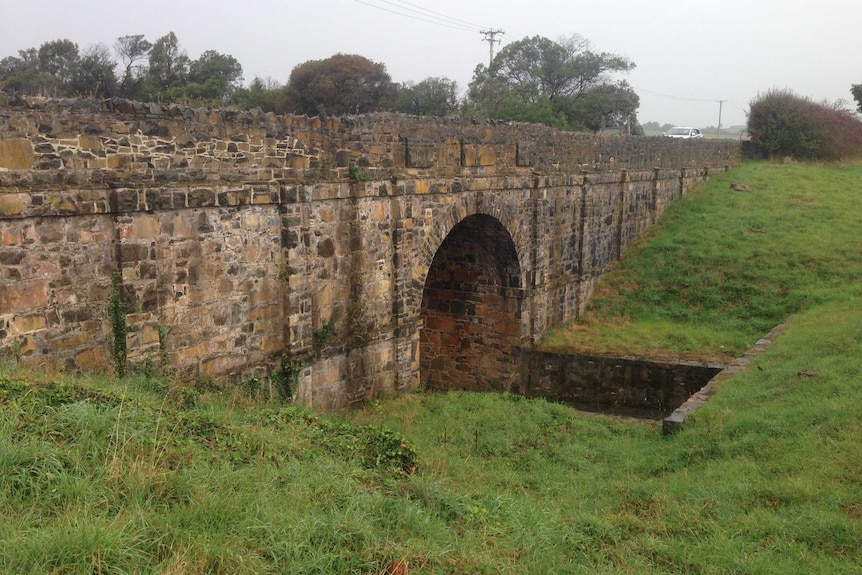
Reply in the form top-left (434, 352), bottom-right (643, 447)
top-left (663, 126), bottom-right (703, 139)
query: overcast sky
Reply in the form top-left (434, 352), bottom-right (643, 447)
top-left (2, 0), bottom-right (860, 130)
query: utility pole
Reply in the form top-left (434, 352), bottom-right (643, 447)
top-left (717, 100), bottom-right (726, 138)
top-left (480, 29), bottom-right (504, 66)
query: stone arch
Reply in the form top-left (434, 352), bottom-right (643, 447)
top-left (419, 213), bottom-right (525, 392)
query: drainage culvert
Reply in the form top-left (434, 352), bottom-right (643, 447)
top-left (520, 350), bottom-right (725, 421)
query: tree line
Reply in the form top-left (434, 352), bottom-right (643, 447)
top-left (0, 31), bottom-right (641, 133)
top-left (0, 33), bottom-right (243, 106)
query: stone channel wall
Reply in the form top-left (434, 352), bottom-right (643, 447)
top-left (522, 351), bottom-right (724, 419)
top-left (0, 95), bottom-right (742, 407)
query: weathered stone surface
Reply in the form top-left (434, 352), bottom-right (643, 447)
top-left (0, 95), bottom-right (741, 409)
top-left (523, 351), bottom-right (724, 419)
top-left (1, 279), bottom-right (48, 314)
top-left (11, 314), bottom-right (46, 334)
top-left (0, 194), bottom-right (29, 217)
top-left (0, 138), bottom-right (35, 169)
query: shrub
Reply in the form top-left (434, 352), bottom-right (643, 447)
top-left (316, 419), bottom-right (418, 474)
top-left (747, 88), bottom-right (862, 160)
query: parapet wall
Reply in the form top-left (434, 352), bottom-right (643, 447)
top-left (0, 94), bottom-right (740, 191)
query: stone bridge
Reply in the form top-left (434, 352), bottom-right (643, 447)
top-left (0, 96), bottom-right (741, 408)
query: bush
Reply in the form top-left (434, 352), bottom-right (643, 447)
top-left (747, 89), bottom-right (862, 160)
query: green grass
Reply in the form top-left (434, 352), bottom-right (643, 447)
top-left (2, 161), bottom-right (862, 573)
top-left (539, 161), bottom-right (862, 362)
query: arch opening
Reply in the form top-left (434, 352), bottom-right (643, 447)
top-left (419, 214), bottom-right (524, 392)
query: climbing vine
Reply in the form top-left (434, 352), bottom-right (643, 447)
top-left (314, 317), bottom-right (337, 349)
top-left (107, 271), bottom-right (128, 378)
top-left (271, 354), bottom-right (305, 401)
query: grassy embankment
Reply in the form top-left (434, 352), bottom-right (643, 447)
top-left (540, 161), bottom-right (862, 363)
top-left (2, 161), bottom-right (862, 574)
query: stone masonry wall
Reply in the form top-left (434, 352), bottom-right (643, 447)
top-left (522, 351), bottom-right (724, 418)
top-left (0, 95), bottom-right (742, 407)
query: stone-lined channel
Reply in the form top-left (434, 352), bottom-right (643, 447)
top-left (521, 323), bottom-right (785, 432)
top-left (521, 351), bottom-right (724, 421)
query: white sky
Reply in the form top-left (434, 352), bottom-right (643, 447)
top-left (1, 0), bottom-right (860, 129)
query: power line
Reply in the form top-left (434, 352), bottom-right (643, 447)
top-left (385, 39), bottom-right (485, 58)
top-left (634, 86), bottom-right (749, 118)
top-left (632, 86), bottom-right (719, 103)
top-left (726, 100), bottom-right (748, 114)
top-left (385, 0), bottom-right (487, 32)
top-left (369, 0), bottom-right (483, 31)
top-left (351, 0), bottom-right (482, 33)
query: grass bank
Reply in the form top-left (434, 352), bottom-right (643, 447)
top-left (539, 161), bottom-right (862, 362)
top-left (2, 162), bottom-right (861, 573)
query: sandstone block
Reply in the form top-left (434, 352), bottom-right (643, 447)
top-left (55, 332), bottom-right (89, 351)
top-left (132, 215), bottom-right (160, 240)
top-left (425, 315), bottom-right (456, 332)
top-left (494, 320), bottom-right (522, 337)
top-left (141, 323), bottom-right (161, 346)
top-left (78, 135), bottom-right (103, 152)
top-left (75, 347), bottom-right (107, 371)
top-left (2, 229), bottom-right (22, 246)
top-left (260, 335), bottom-right (283, 354)
top-left (0, 280), bottom-right (49, 314)
top-left (369, 279), bottom-right (391, 298)
top-left (47, 196), bottom-right (78, 215)
top-left (12, 314), bottom-right (46, 334)
top-left (171, 213), bottom-right (194, 237)
top-left (106, 154), bottom-right (130, 169)
top-left (24, 259), bottom-right (61, 279)
top-left (288, 154), bottom-right (308, 170)
top-left (201, 354), bottom-right (247, 376)
top-left (250, 303), bottom-right (281, 322)
top-left (406, 143), bottom-right (436, 168)
top-left (372, 202), bottom-right (388, 222)
top-left (478, 145), bottom-right (496, 166)
top-left (250, 279), bottom-right (278, 306)
top-left (318, 206), bottom-right (335, 223)
top-left (312, 283), bottom-right (333, 310)
top-left (241, 212), bottom-right (266, 230)
top-left (0, 138), bottom-right (35, 169)
top-left (0, 194), bottom-right (29, 217)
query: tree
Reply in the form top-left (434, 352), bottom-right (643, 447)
top-left (561, 81), bottom-right (640, 132)
top-left (1, 40), bottom-right (108, 97)
top-left (183, 50), bottom-right (243, 103)
top-left (145, 32), bottom-right (189, 94)
top-left (852, 84), bottom-right (862, 113)
top-left (490, 35), bottom-right (582, 100)
top-left (38, 39), bottom-right (80, 91)
top-left (281, 53), bottom-right (397, 116)
top-left (0, 49), bottom-right (45, 94)
top-left (114, 35), bottom-right (152, 97)
top-left (466, 34), bottom-right (638, 132)
top-left (395, 77), bottom-right (460, 116)
top-left (70, 44), bottom-right (118, 97)
top-left (463, 63), bottom-right (570, 129)
top-left (232, 76), bottom-right (284, 113)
